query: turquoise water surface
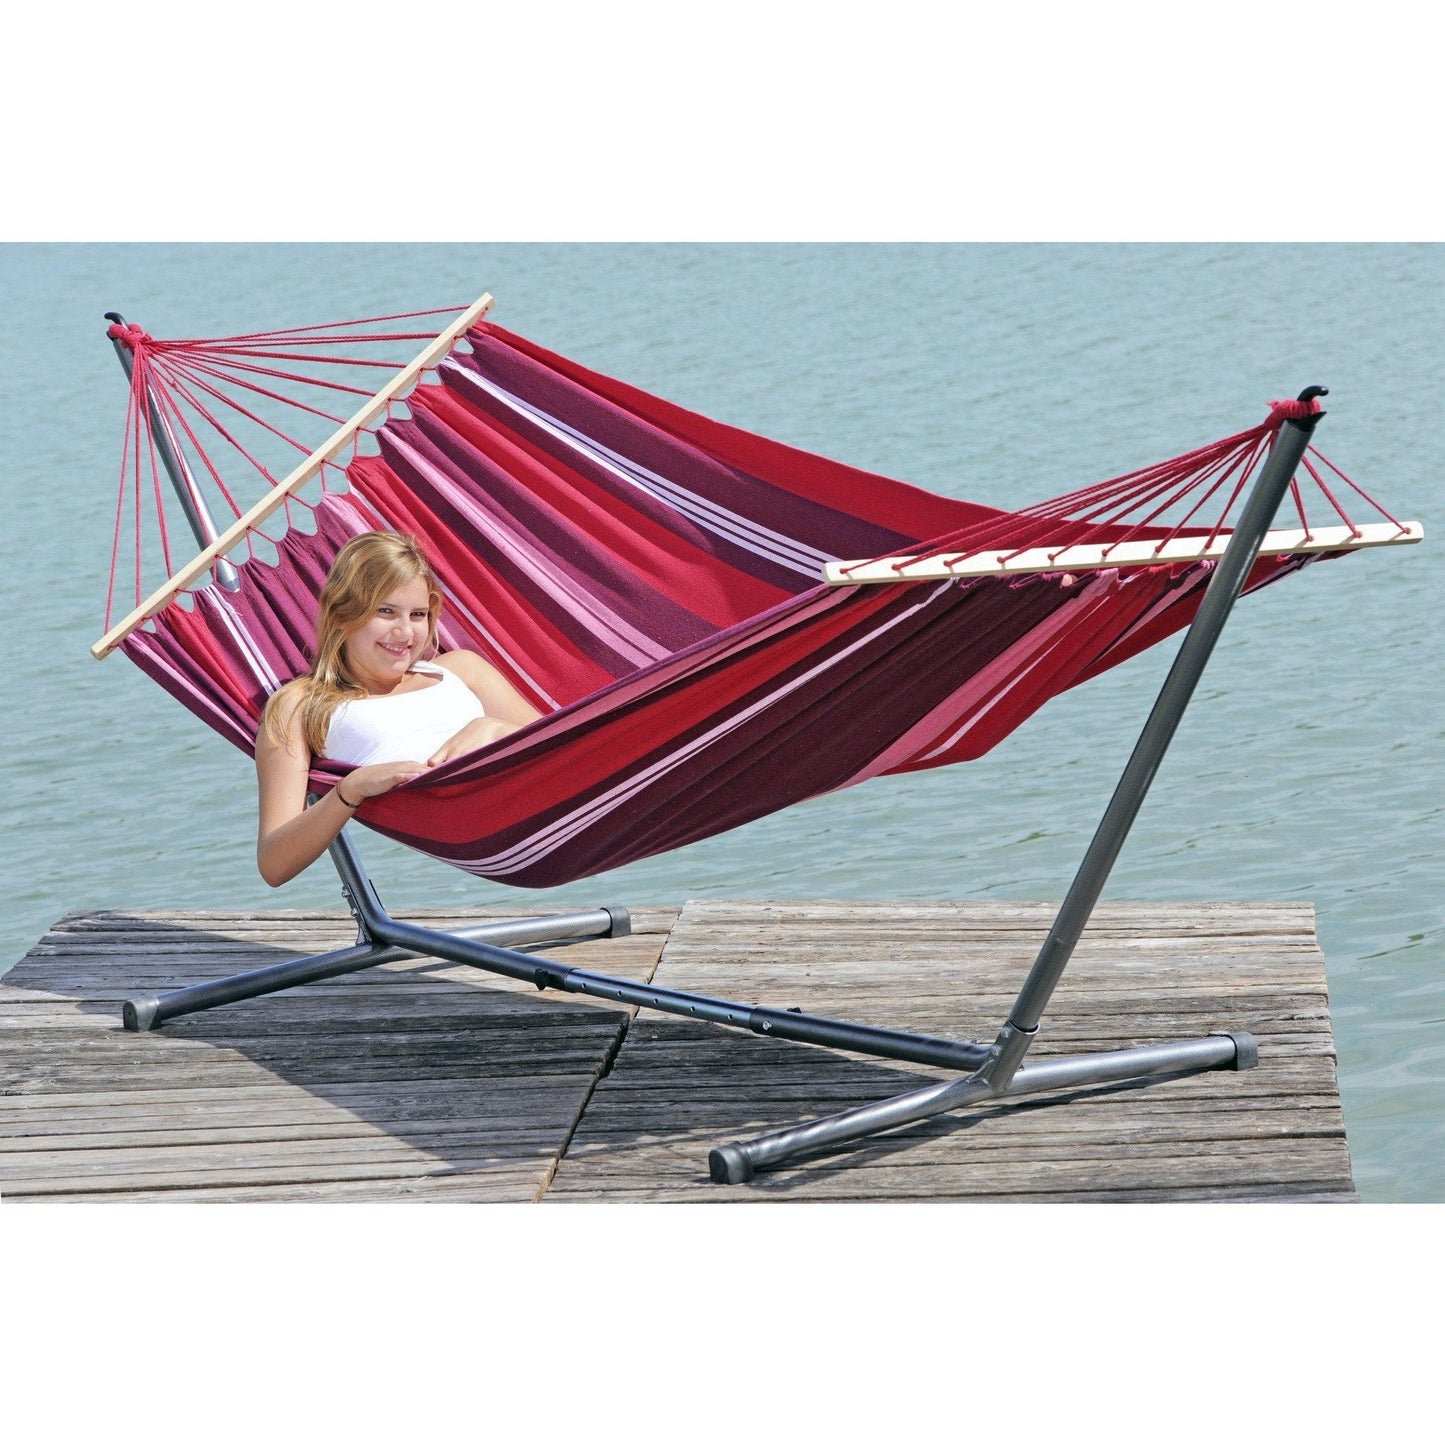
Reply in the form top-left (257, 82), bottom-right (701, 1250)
top-left (1, 242), bottom-right (1439, 1200)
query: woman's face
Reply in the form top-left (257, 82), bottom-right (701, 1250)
top-left (341, 576), bottom-right (433, 692)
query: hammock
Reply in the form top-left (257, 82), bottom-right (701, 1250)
top-left (95, 293), bottom-right (1422, 1181)
top-left (96, 296), bottom-right (1418, 889)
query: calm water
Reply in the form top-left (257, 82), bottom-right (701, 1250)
top-left (1, 243), bottom-right (1439, 1200)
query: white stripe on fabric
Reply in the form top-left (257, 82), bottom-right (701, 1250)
top-left (441, 359), bottom-right (837, 580)
top-left (432, 591), bottom-right (563, 713)
top-left (201, 589), bottom-right (282, 694)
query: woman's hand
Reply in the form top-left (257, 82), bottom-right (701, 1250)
top-left (338, 758), bottom-right (433, 805)
top-left (426, 717), bottom-right (522, 768)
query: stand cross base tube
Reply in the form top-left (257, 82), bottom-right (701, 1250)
top-left (709, 1032), bottom-right (1258, 1183)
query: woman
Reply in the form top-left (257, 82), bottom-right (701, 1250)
top-left (256, 531), bottom-right (541, 887)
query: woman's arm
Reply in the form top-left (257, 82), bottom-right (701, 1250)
top-left (436, 651), bottom-right (543, 725)
top-left (255, 688), bottom-right (430, 888)
top-left (426, 652), bottom-right (544, 766)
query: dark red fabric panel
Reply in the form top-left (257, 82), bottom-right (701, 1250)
top-left (881, 570), bottom-right (1177, 770)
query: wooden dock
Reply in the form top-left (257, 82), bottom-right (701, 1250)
top-left (0, 899), bottom-right (1356, 1202)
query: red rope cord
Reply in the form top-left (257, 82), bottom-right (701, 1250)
top-left (142, 401), bottom-right (176, 583)
top-left (131, 412), bottom-right (143, 610)
top-left (1298, 458), bottom-right (1366, 536)
top-left (1073, 441), bottom-right (1258, 551)
top-left (105, 391), bottom-right (136, 630)
top-left (1076, 439), bottom-right (1248, 527)
top-left (152, 350), bottom-right (367, 418)
top-left (158, 343), bottom-right (421, 374)
top-left (851, 426), bottom-right (1272, 579)
top-left (111, 388), bottom-right (145, 622)
top-left (150, 359), bottom-right (333, 483)
top-left (129, 349), bottom-right (177, 584)
top-left (105, 316), bottom-right (416, 609)
top-left (149, 313), bottom-right (463, 351)
top-left (1286, 478), bottom-right (1314, 536)
top-left (1132, 438), bottom-right (1266, 554)
top-left (142, 341), bottom-right (393, 520)
top-left (1198, 449), bottom-right (1260, 553)
top-left (836, 397), bottom-right (1385, 582)
top-left (104, 313), bottom-right (459, 612)
top-left (1016, 425), bottom-right (1263, 519)
top-left (1303, 447), bottom-right (1409, 532)
top-left (196, 306), bottom-right (466, 343)
top-left (145, 369), bottom-right (267, 519)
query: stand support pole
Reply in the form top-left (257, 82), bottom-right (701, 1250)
top-left (987, 390), bottom-right (1327, 1087)
top-left (709, 391), bottom-right (1326, 1181)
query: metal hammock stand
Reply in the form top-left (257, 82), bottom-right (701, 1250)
top-left (99, 311), bottom-right (1364, 1182)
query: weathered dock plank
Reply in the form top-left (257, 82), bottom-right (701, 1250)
top-left (0, 899), bottom-right (1355, 1202)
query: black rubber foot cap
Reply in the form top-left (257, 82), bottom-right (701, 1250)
top-left (1226, 1031), bottom-right (1260, 1070)
top-left (709, 1145), bottom-right (753, 1184)
top-left (123, 998), bottom-right (160, 1032)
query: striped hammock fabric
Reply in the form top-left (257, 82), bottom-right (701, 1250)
top-left (111, 316), bottom-right (1376, 887)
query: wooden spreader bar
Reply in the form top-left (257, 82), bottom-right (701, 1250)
top-left (823, 519), bottom-right (1423, 586)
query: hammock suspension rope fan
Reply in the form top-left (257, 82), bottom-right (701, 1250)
top-left (96, 294), bottom-right (1422, 1182)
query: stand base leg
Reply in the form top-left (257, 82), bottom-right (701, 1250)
top-left (122, 908), bottom-right (630, 1031)
top-left (709, 1032), bottom-right (1258, 1183)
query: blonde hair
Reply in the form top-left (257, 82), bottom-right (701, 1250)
top-left (262, 531), bottom-right (444, 757)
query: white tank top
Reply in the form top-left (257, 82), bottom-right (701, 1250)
top-left (323, 662), bottom-right (486, 766)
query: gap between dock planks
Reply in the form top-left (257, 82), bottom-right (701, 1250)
top-left (0, 900), bottom-right (1355, 1202)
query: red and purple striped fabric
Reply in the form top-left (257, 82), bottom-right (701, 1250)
top-left (120, 322), bottom-right (1316, 886)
